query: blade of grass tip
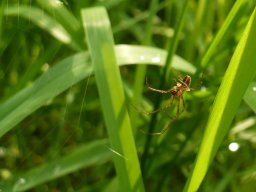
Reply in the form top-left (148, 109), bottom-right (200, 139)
top-left (81, 7), bottom-right (145, 192)
top-left (183, 8), bottom-right (256, 192)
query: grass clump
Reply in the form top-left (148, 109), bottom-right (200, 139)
top-left (0, 0), bottom-right (256, 191)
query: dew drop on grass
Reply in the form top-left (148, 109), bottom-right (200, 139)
top-left (53, 165), bottom-right (61, 175)
top-left (200, 86), bottom-right (207, 91)
top-left (16, 178), bottom-right (26, 185)
top-left (151, 55), bottom-right (161, 63)
top-left (228, 142), bottom-right (240, 152)
top-left (51, 0), bottom-right (63, 7)
top-left (252, 86), bottom-right (256, 92)
top-left (139, 55), bottom-right (145, 61)
top-left (13, 178), bottom-right (26, 190)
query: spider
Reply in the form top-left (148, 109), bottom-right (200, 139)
top-left (138, 75), bottom-right (192, 135)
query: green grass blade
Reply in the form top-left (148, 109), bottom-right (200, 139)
top-left (0, 44), bottom-right (194, 138)
top-left (1, 139), bottom-right (111, 192)
top-left (163, 0), bottom-right (189, 80)
top-left (36, 0), bottom-right (84, 49)
top-left (36, 0), bottom-right (81, 33)
top-left (0, 3), bottom-right (3, 42)
top-left (0, 52), bottom-right (91, 137)
top-left (131, 0), bottom-right (159, 134)
top-left (244, 82), bottom-right (256, 113)
top-left (81, 7), bottom-right (145, 191)
top-left (115, 45), bottom-right (196, 74)
top-left (184, 8), bottom-right (256, 192)
top-left (140, 0), bottom-right (190, 174)
top-left (200, 0), bottom-right (247, 67)
top-left (184, 0), bottom-right (210, 60)
top-left (4, 5), bottom-right (80, 50)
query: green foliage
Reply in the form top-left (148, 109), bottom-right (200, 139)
top-left (184, 8), bottom-right (256, 192)
top-left (82, 7), bottom-right (144, 191)
top-left (0, 0), bottom-right (256, 191)
top-left (2, 139), bottom-right (111, 191)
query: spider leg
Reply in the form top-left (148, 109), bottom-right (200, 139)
top-left (178, 78), bottom-right (188, 87)
top-left (147, 86), bottom-right (170, 94)
top-left (140, 115), bottom-right (177, 135)
top-left (176, 96), bottom-right (180, 117)
top-left (131, 94), bottom-right (175, 116)
top-left (133, 104), bottom-right (172, 116)
top-left (157, 95), bottom-right (175, 119)
top-left (144, 94), bottom-right (175, 115)
top-left (178, 76), bottom-right (183, 82)
top-left (181, 95), bottom-right (186, 113)
top-left (170, 95), bottom-right (174, 105)
top-left (146, 78), bottom-right (171, 94)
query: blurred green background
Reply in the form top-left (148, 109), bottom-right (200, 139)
top-left (0, 0), bottom-right (256, 191)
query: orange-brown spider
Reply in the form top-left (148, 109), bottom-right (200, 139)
top-left (139, 75), bottom-right (192, 135)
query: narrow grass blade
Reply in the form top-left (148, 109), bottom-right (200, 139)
top-left (131, 0), bottom-right (159, 135)
top-left (184, 0), bottom-right (211, 60)
top-left (4, 5), bottom-right (80, 50)
top-left (184, 8), bottom-right (256, 192)
top-left (115, 45), bottom-right (196, 74)
top-left (0, 52), bottom-right (91, 137)
top-left (0, 3), bottom-right (3, 41)
top-left (36, 0), bottom-right (81, 33)
top-left (81, 7), bottom-right (145, 191)
top-left (36, 0), bottom-right (84, 49)
top-left (0, 44), bottom-right (194, 138)
top-left (163, 0), bottom-right (189, 79)
top-left (140, 0), bottom-right (190, 174)
top-left (1, 139), bottom-right (111, 192)
top-left (200, 0), bottom-right (247, 67)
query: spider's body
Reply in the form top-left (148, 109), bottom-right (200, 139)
top-left (147, 75), bottom-right (191, 115)
top-left (170, 75), bottom-right (191, 97)
top-left (140, 75), bottom-right (192, 135)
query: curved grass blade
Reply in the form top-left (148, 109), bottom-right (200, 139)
top-left (0, 45), bottom-right (195, 138)
top-left (1, 139), bottom-right (111, 192)
top-left (81, 7), bottom-right (145, 192)
top-left (4, 5), bottom-right (80, 50)
top-left (115, 45), bottom-right (196, 74)
top-left (200, 0), bottom-right (247, 67)
top-left (36, 0), bottom-right (84, 49)
top-left (184, 8), bottom-right (256, 192)
top-left (0, 52), bottom-right (91, 137)
top-left (36, 0), bottom-right (81, 33)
